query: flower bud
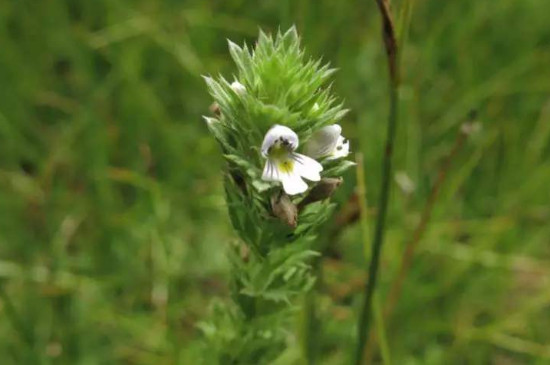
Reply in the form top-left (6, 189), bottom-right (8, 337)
top-left (271, 191), bottom-right (298, 228)
top-left (209, 102), bottom-right (220, 116)
top-left (230, 81), bottom-right (247, 95)
top-left (298, 177), bottom-right (343, 210)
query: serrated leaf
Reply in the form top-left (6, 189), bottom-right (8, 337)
top-left (323, 160), bottom-right (357, 177)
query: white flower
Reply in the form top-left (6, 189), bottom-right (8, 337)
top-left (230, 81), bottom-right (246, 95)
top-left (304, 124), bottom-right (350, 160)
top-left (261, 125), bottom-right (323, 195)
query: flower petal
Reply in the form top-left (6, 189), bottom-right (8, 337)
top-left (293, 153), bottom-right (322, 182)
top-left (261, 124), bottom-right (299, 157)
top-left (327, 135), bottom-right (350, 159)
top-left (281, 171), bottom-right (308, 195)
top-left (304, 124), bottom-right (342, 158)
top-left (262, 160), bottom-right (279, 181)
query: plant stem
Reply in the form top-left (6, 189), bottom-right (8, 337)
top-left (357, 154), bottom-right (390, 365)
top-left (355, 0), bottom-right (398, 363)
top-left (355, 85), bottom-right (398, 365)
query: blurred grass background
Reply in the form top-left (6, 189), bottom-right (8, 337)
top-left (1, 0), bottom-right (550, 364)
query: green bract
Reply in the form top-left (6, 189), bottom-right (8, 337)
top-left (202, 27), bottom-right (353, 364)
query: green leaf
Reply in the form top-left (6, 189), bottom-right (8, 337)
top-left (323, 160), bottom-right (357, 177)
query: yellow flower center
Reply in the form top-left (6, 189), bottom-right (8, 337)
top-left (278, 159), bottom-right (294, 174)
top-left (267, 140), bottom-right (296, 174)
top-left (268, 142), bottom-right (288, 157)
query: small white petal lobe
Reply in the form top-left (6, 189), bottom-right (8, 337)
top-left (327, 136), bottom-right (350, 160)
top-left (293, 153), bottom-right (322, 182)
top-left (281, 171), bottom-right (308, 195)
top-left (304, 124), bottom-right (342, 158)
top-left (262, 160), bottom-right (279, 181)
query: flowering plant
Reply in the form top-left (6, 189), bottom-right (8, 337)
top-left (201, 27), bottom-right (354, 363)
